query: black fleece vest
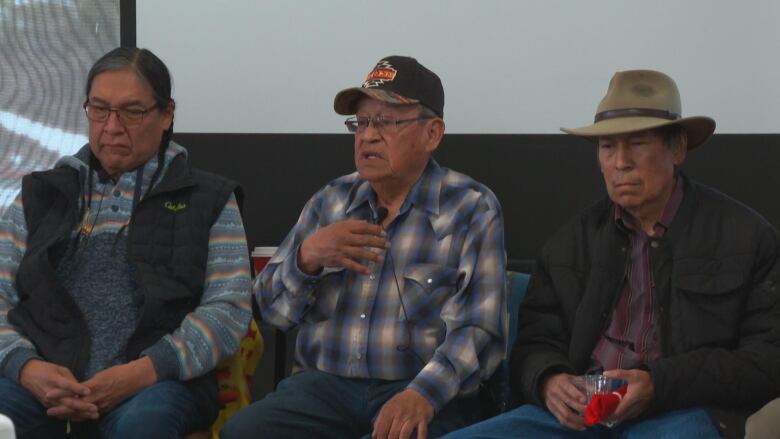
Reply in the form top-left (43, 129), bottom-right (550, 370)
top-left (9, 153), bottom-right (240, 420)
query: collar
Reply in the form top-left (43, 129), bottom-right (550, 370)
top-left (345, 159), bottom-right (443, 222)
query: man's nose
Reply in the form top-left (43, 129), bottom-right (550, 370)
top-left (615, 144), bottom-right (633, 169)
top-left (361, 119), bottom-right (382, 140)
top-left (103, 110), bottom-right (124, 133)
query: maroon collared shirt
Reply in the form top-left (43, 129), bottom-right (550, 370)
top-left (591, 176), bottom-right (685, 371)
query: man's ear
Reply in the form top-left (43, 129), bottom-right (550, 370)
top-left (673, 130), bottom-right (688, 166)
top-left (424, 118), bottom-right (445, 154)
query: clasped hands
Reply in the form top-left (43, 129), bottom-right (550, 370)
top-left (541, 369), bottom-right (654, 431)
top-left (20, 356), bottom-right (157, 422)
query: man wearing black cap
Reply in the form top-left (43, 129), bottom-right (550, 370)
top-left (443, 70), bottom-right (780, 438)
top-left (222, 56), bottom-right (506, 439)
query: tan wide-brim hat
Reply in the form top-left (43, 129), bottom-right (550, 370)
top-left (561, 70), bottom-right (716, 150)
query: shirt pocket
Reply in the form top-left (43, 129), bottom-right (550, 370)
top-left (672, 267), bottom-right (746, 349)
top-left (401, 263), bottom-right (459, 322)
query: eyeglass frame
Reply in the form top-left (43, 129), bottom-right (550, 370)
top-left (83, 101), bottom-right (159, 126)
top-left (344, 115), bottom-right (436, 134)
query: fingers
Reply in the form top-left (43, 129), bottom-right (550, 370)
top-left (341, 245), bottom-right (385, 265)
top-left (45, 385), bottom-right (90, 402)
top-left (388, 418), bottom-right (403, 439)
top-left (542, 373), bottom-right (587, 431)
top-left (338, 257), bottom-right (373, 275)
top-left (547, 398), bottom-right (586, 431)
top-left (609, 390), bottom-right (642, 422)
top-left (416, 420), bottom-right (428, 439)
top-left (50, 372), bottom-right (91, 398)
top-left (347, 233), bottom-right (391, 252)
top-left (547, 377), bottom-right (586, 413)
top-left (372, 412), bottom-right (391, 439)
top-left (560, 382), bottom-right (587, 410)
top-left (387, 419), bottom-right (420, 439)
top-left (348, 220), bottom-right (387, 236)
top-left (46, 397), bottom-right (99, 420)
top-left (604, 369), bottom-right (653, 423)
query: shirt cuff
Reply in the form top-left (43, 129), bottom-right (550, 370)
top-left (279, 244), bottom-right (324, 296)
top-left (141, 339), bottom-right (180, 381)
top-left (407, 357), bottom-right (460, 413)
top-left (2, 348), bottom-right (41, 383)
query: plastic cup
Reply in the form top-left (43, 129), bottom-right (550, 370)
top-left (582, 374), bottom-right (623, 427)
top-left (251, 246), bottom-right (278, 276)
top-left (584, 374), bottom-right (618, 400)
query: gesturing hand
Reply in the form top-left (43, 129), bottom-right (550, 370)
top-left (299, 220), bottom-right (389, 275)
top-left (541, 373), bottom-right (587, 431)
top-left (603, 368), bottom-right (654, 424)
top-left (19, 359), bottom-right (98, 421)
top-left (372, 389), bottom-right (434, 439)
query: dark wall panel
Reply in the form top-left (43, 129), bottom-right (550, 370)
top-left (174, 133), bottom-right (780, 260)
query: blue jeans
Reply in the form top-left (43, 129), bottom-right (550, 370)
top-left (0, 378), bottom-right (203, 439)
top-left (441, 403), bottom-right (722, 439)
top-left (221, 369), bottom-right (484, 439)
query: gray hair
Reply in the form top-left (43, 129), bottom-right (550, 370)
top-left (418, 104), bottom-right (439, 120)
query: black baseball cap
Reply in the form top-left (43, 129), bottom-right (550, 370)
top-left (334, 56), bottom-right (444, 118)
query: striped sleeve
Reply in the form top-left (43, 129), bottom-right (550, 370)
top-left (254, 191), bottom-right (323, 331)
top-left (143, 193), bottom-right (253, 380)
top-left (0, 194), bottom-right (41, 380)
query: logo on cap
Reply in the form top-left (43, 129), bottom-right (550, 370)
top-left (362, 60), bottom-right (397, 88)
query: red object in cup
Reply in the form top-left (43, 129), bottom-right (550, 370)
top-left (584, 384), bottom-right (628, 426)
top-left (251, 246), bottom-right (278, 277)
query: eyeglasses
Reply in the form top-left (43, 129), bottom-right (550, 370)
top-left (83, 102), bottom-right (157, 126)
top-left (344, 116), bottom-right (435, 134)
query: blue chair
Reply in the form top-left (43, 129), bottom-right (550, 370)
top-left (505, 271), bottom-right (530, 355)
top-left (483, 270), bottom-right (530, 414)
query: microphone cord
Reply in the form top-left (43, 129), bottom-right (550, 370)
top-left (375, 207), bottom-right (424, 366)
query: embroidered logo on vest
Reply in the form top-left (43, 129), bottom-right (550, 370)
top-left (164, 201), bottom-right (187, 212)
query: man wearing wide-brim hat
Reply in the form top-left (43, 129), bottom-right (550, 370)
top-left (444, 70), bottom-right (780, 438)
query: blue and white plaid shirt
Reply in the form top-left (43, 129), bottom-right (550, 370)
top-left (255, 159), bottom-right (506, 411)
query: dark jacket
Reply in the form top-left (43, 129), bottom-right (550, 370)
top-left (9, 152), bottom-right (239, 422)
top-left (510, 175), bottom-right (780, 436)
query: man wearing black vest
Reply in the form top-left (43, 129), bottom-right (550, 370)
top-left (0, 48), bottom-right (252, 438)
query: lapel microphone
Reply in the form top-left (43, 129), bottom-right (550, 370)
top-left (376, 206), bottom-right (389, 225)
top-left (374, 206), bottom-right (423, 366)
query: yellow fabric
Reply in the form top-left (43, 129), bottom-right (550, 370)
top-left (209, 319), bottom-right (264, 438)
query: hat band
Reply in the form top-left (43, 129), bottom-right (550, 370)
top-left (594, 108), bottom-right (680, 123)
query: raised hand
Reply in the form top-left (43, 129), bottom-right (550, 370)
top-left (299, 220), bottom-right (389, 275)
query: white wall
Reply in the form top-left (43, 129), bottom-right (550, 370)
top-left (137, 1), bottom-right (780, 134)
